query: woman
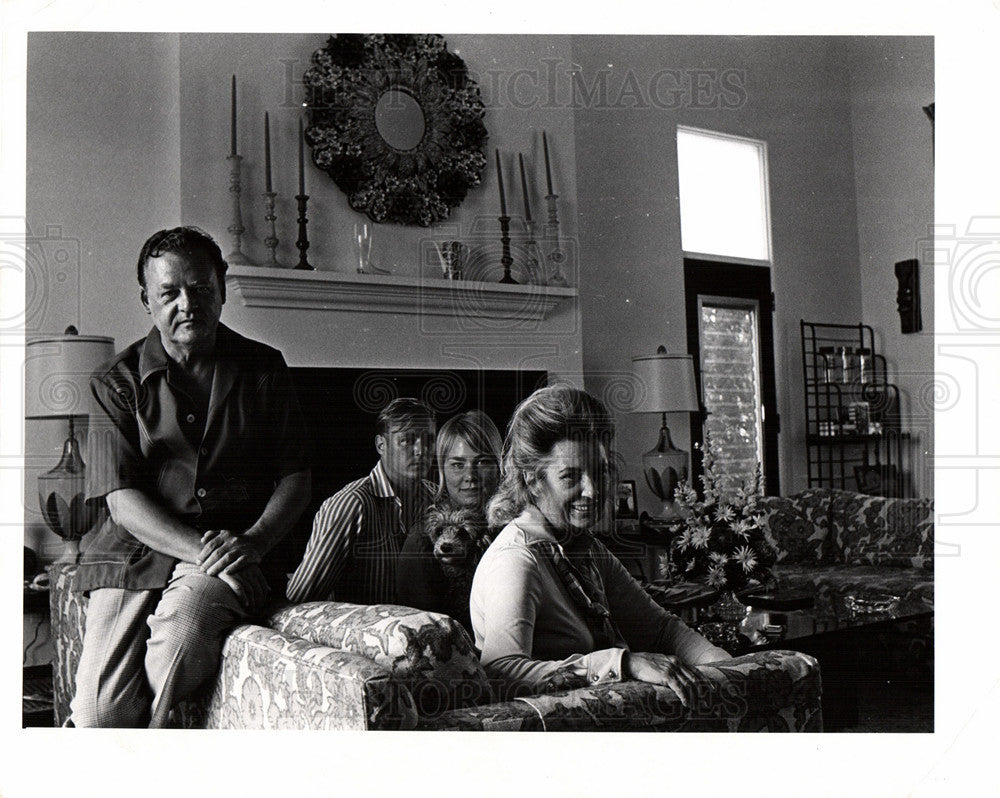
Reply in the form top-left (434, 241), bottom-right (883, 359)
top-left (396, 411), bottom-right (502, 631)
top-left (470, 385), bottom-right (730, 705)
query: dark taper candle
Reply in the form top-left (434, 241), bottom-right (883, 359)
top-left (518, 153), bottom-right (532, 223)
top-left (264, 112), bottom-right (272, 192)
top-left (230, 75), bottom-right (237, 156)
top-left (298, 117), bottom-right (305, 195)
top-left (543, 130), bottom-right (554, 194)
top-left (495, 149), bottom-right (507, 217)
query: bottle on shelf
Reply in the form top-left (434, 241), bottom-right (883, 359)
top-left (836, 346), bottom-right (854, 384)
top-left (856, 347), bottom-right (872, 384)
top-left (819, 346), bottom-right (836, 383)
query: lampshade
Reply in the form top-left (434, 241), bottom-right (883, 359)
top-left (630, 348), bottom-right (699, 414)
top-left (25, 328), bottom-right (115, 419)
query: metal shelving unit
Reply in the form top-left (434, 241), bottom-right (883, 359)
top-left (801, 320), bottom-right (909, 497)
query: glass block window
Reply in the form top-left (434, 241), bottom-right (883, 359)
top-left (698, 299), bottom-right (764, 495)
top-left (677, 127), bottom-right (771, 261)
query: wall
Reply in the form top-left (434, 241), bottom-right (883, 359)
top-left (572, 36), bottom-right (867, 509)
top-left (848, 37), bottom-right (935, 499)
top-left (176, 33), bottom-right (583, 374)
top-left (23, 32), bottom-right (933, 559)
top-left (25, 32), bottom-right (183, 559)
top-left (23, 32), bottom-right (585, 561)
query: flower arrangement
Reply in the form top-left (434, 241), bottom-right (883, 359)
top-left (659, 434), bottom-right (778, 592)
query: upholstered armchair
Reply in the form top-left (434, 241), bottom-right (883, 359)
top-left (48, 563), bottom-right (822, 731)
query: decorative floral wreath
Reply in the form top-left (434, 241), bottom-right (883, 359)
top-left (303, 34), bottom-right (488, 227)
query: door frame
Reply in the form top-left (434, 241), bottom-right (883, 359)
top-left (684, 258), bottom-right (780, 495)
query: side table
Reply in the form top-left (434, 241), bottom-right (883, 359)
top-left (23, 585), bottom-right (54, 726)
top-left (602, 515), bottom-right (685, 583)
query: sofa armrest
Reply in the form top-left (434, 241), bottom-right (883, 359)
top-left (418, 649), bottom-right (822, 732)
top-left (203, 624), bottom-right (418, 730)
top-left (696, 649), bottom-right (822, 731)
top-left (268, 601), bottom-right (492, 711)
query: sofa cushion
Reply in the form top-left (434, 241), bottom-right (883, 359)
top-left (268, 601), bottom-right (492, 712)
top-left (756, 489), bottom-right (834, 565)
top-left (827, 491), bottom-right (933, 569)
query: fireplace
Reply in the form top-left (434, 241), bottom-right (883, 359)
top-left (264, 366), bottom-right (547, 586)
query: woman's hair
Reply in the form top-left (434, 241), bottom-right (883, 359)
top-left (486, 384), bottom-right (619, 528)
top-left (434, 410), bottom-right (503, 503)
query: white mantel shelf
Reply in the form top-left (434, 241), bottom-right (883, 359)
top-left (226, 265), bottom-right (577, 320)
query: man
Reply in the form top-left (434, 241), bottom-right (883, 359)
top-left (71, 227), bottom-right (311, 727)
top-left (286, 398), bottom-right (435, 605)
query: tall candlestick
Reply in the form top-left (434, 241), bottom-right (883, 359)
top-left (298, 118), bottom-right (305, 195)
top-left (230, 75), bottom-right (237, 157)
top-left (495, 149), bottom-right (507, 217)
top-left (518, 153), bottom-right (532, 223)
top-left (264, 112), bottom-right (272, 193)
top-left (543, 130), bottom-right (554, 195)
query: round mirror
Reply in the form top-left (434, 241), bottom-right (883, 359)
top-left (375, 89), bottom-right (426, 151)
top-left (303, 34), bottom-right (488, 226)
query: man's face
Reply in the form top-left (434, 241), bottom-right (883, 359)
top-left (377, 421), bottom-right (435, 490)
top-left (141, 250), bottom-right (224, 354)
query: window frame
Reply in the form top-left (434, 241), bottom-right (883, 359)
top-left (676, 125), bottom-right (774, 264)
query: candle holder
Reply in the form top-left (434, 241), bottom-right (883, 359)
top-left (225, 154), bottom-right (255, 266)
top-left (544, 192), bottom-right (568, 287)
top-left (497, 214), bottom-right (517, 284)
top-left (295, 193), bottom-right (313, 270)
top-left (524, 219), bottom-right (545, 285)
top-left (261, 191), bottom-right (284, 268)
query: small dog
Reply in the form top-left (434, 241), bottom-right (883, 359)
top-left (421, 505), bottom-right (489, 629)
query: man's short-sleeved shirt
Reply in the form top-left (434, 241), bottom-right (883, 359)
top-left (76, 324), bottom-right (310, 591)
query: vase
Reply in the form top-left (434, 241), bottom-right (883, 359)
top-left (712, 590), bottom-right (747, 622)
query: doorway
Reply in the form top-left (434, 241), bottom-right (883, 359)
top-left (684, 259), bottom-right (780, 495)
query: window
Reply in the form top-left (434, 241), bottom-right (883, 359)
top-left (698, 298), bottom-right (765, 494)
top-left (676, 127), bottom-right (772, 262)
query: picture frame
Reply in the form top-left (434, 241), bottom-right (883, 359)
top-left (616, 479), bottom-right (638, 519)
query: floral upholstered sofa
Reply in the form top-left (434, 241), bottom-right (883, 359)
top-left (755, 488), bottom-right (934, 627)
top-left (47, 563), bottom-right (822, 731)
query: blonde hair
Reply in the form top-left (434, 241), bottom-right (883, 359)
top-left (433, 410), bottom-right (503, 504)
top-left (486, 384), bottom-right (619, 528)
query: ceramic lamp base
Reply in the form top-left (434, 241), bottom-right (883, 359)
top-left (37, 427), bottom-right (95, 564)
top-left (641, 424), bottom-right (690, 520)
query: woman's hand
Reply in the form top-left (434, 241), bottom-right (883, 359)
top-left (624, 651), bottom-right (709, 708)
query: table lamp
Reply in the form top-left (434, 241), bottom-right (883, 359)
top-left (630, 347), bottom-right (700, 520)
top-left (25, 326), bottom-right (115, 563)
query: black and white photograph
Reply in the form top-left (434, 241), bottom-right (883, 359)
top-left (3, 2), bottom-right (998, 797)
top-left (616, 480), bottom-right (638, 519)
